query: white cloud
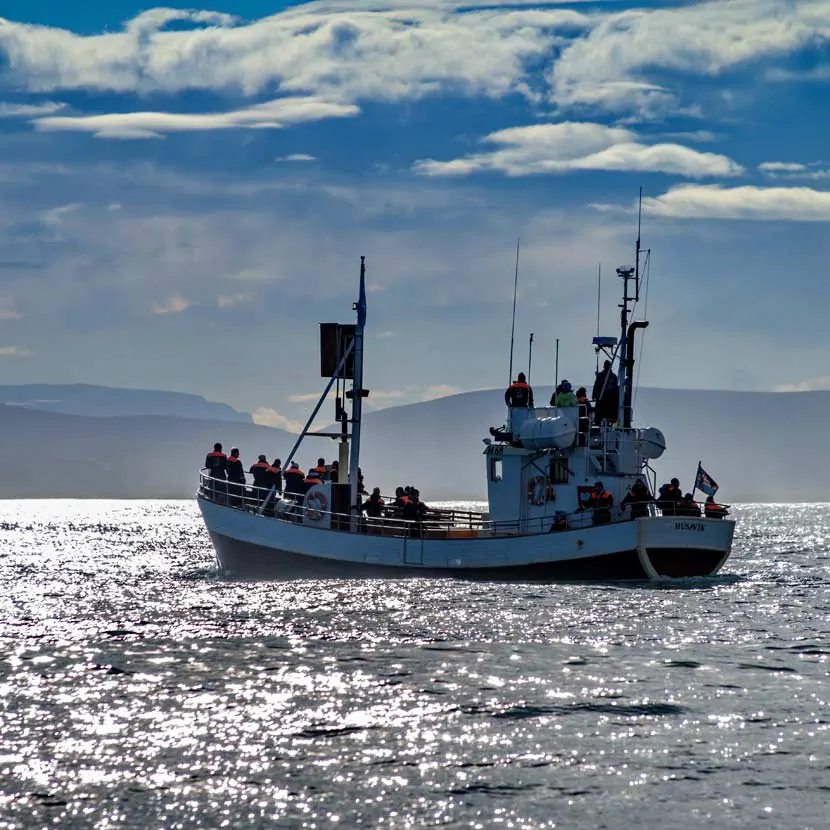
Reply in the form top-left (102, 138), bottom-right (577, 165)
top-left (376, 330), bottom-right (397, 338)
top-left (0, 297), bottom-right (21, 319)
top-left (634, 184), bottom-right (830, 222)
top-left (34, 97), bottom-right (359, 138)
top-left (0, 345), bottom-right (33, 357)
top-left (775, 376), bottom-right (830, 392)
top-left (277, 153), bottom-right (316, 162)
top-left (415, 122), bottom-right (743, 179)
top-left (1, 0), bottom-right (828, 124)
top-left (152, 295), bottom-right (192, 315)
top-left (549, 0), bottom-right (830, 115)
top-left (0, 100), bottom-right (65, 117)
top-left (217, 292), bottom-right (253, 309)
top-left (758, 162), bottom-right (808, 173)
top-left (362, 383), bottom-right (464, 410)
top-left (252, 407), bottom-right (304, 432)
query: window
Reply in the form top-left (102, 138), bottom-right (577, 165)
top-left (490, 458), bottom-right (503, 482)
top-left (549, 457), bottom-right (569, 484)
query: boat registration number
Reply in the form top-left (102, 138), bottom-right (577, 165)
top-left (675, 521), bottom-right (705, 532)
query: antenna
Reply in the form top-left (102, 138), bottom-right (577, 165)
top-left (527, 332), bottom-right (535, 385)
top-left (596, 263), bottom-right (601, 374)
top-left (507, 237), bottom-right (520, 385)
top-left (554, 337), bottom-right (560, 392)
top-left (635, 186), bottom-right (642, 301)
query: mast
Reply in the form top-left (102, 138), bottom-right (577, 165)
top-left (617, 188), bottom-right (648, 429)
top-left (348, 256), bottom-right (367, 515)
top-left (507, 237), bottom-right (520, 386)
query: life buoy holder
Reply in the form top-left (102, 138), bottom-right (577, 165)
top-left (527, 475), bottom-right (547, 506)
top-left (305, 489), bottom-right (328, 522)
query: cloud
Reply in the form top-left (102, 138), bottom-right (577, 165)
top-left (758, 162), bottom-right (808, 173)
top-left (277, 153), bottom-right (316, 162)
top-left (34, 97), bottom-right (359, 138)
top-left (376, 330), bottom-right (397, 339)
top-left (1, 0), bottom-right (828, 125)
top-left (362, 383), bottom-right (464, 410)
top-left (549, 0), bottom-right (830, 115)
top-left (217, 292), bottom-right (253, 309)
top-left (288, 393), bottom-right (322, 403)
top-left (775, 376), bottom-right (830, 392)
top-left (152, 296), bottom-right (192, 315)
top-left (0, 345), bottom-right (33, 357)
top-left (0, 100), bottom-right (65, 117)
top-left (415, 122), bottom-right (743, 179)
top-left (631, 184), bottom-right (830, 222)
top-left (0, 297), bottom-right (21, 319)
top-left (252, 407), bottom-right (304, 432)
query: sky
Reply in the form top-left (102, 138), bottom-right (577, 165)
top-left (1, 0), bottom-right (830, 430)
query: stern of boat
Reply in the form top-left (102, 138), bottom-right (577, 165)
top-left (637, 515), bottom-right (735, 578)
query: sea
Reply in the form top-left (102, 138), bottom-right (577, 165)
top-left (0, 500), bottom-right (827, 830)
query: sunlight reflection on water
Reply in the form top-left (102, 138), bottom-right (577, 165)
top-left (0, 501), bottom-right (828, 828)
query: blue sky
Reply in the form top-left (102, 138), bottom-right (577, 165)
top-left (1, 0), bottom-right (830, 429)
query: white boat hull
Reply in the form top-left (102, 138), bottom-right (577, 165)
top-left (198, 496), bottom-right (735, 581)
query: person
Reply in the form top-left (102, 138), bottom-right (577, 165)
top-left (362, 487), bottom-right (385, 520)
top-left (329, 460), bottom-right (339, 483)
top-left (677, 492), bottom-right (701, 517)
top-left (226, 447), bottom-right (246, 506)
top-left (704, 494), bottom-right (729, 519)
top-left (576, 387), bottom-right (593, 443)
top-left (505, 372), bottom-right (534, 408)
top-left (402, 487), bottom-right (427, 536)
top-left (657, 478), bottom-right (682, 515)
top-left (270, 458), bottom-right (283, 493)
top-left (554, 379), bottom-right (578, 407)
top-left (249, 455), bottom-right (271, 493)
top-left (204, 442), bottom-right (227, 500)
top-left (283, 462), bottom-right (305, 500)
top-left (303, 465), bottom-right (324, 492)
top-left (592, 360), bottom-right (619, 425)
top-left (358, 467), bottom-right (367, 495)
top-left (310, 458), bottom-right (328, 480)
top-left (581, 481), bottom-right (613, 525)
top-left (621, 478), bottom-right (653, 519)
top-left (392, 487), bottom-right (409, 516)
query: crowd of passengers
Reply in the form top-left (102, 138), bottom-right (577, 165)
top-left (577, 477), bottom-right (728, 526)
top-left (203, 443), bottom-right (430, 524)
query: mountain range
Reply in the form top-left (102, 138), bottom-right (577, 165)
top-left (0, 383), bottom-right (824, 501)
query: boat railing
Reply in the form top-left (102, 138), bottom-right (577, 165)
top-left (199, 471), bottom-right (727, 537)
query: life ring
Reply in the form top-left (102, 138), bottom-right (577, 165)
top-left (305, 489), bottom-right (328, 522)
top-left (527, 476), bottom-right (547, 506)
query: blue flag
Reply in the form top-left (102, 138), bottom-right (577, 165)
top-left (695, 464), bottom-right (719, 497)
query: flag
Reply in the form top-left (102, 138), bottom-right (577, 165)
top-left (695, 463), bottom-right (719, 497)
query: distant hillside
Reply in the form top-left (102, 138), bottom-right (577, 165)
top-left (351, 387), bottom-right (829, 502)
top-left (0, 384), bottom-right (252, 423)
top-left (0, 405), bottom-right (288, 498)
top-left (1, 386), bottom-right (827, 501)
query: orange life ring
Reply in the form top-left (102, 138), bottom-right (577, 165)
top-left (527, 476), bottom-right (547, 506)
top-left (305, 489), bottom-right (328, 521)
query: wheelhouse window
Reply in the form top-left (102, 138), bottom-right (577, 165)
top-left (490, 458), bottom-right (503, 482)
top-left (549, 457), bottom-right (569, 484)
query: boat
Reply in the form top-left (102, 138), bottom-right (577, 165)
top-left (197, 239), bottom-right (736, 581)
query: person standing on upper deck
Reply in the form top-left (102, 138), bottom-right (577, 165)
top-left (505, 372), bottom-right (534, 408)
top-left (554, 380), bottom-right (578, 407)
top-left (592, 360), bottom-right (619, 425)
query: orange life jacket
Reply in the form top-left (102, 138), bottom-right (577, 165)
top-left (206, 451), bottom-right (226, 459)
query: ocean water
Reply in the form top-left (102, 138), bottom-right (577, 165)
top-left (0, 501), bottom-right (827, 830)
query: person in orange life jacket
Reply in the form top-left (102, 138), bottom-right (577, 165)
top-left (226, 447), bottom-right (246, 506)
top-left (505, 372), bottom-right (534, 408)
top-left (204, 442), bottom-right (227, 500)
top-left (576, 387), bottom-right (593, 428)
top-left (580, 481), bottom-right (613, 525)
top-left (310, 458), bottom-right (328, 480)
top-left (249, 455), bottom-right (271, 491)
top-left (402, 488), bottom-right (427, 535)
top-left (303, 465), bottom-right (324, 492)
top-left (392, 487), bottom-right (409, 517)
top-left (362, 487), bottom-right (385, 519)
top-left (269, 459), bottom-right (283, 492)
top-left (621, 478), bottom-right (653, 519)
top-left (677, 493), bottom-right (701, 517)
top-left (283, 462), bottom-right (305, 499)
top-left (704, 494), bottom-right (729, 519)
top-left (658, 478), bottom-right (682, 515)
